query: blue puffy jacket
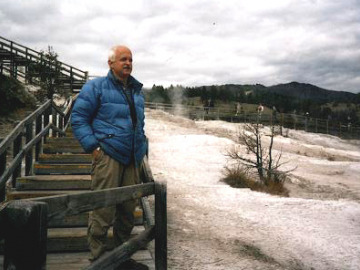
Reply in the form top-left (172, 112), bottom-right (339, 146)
top-left (71, 71), bottom-right (147, 167)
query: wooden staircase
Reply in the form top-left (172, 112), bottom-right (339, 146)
top-left (0, 35), bottom-right (88, 92)
top-left (0, 36), bottom-right (162, 269)
top-left (2, 127), bottom-right (155, 269)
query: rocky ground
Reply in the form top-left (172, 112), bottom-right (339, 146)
top-left (146, 109), bottom-right (360, 270)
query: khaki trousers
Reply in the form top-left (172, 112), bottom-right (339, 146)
top-left (88, 149), bottom-right (141, 261)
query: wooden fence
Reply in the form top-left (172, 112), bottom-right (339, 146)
top-left (0, 175), bottom-right (167, 269)
top-left (0, 97), bottom-right (75, 202)
top-left (145, 102), bottom-right (360, 139)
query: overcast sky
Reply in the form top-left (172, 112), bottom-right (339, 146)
top-left (1, 0), bottom-right (359, 93)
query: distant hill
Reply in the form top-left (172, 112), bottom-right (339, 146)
top-left (265, 82), bottom-right (358, 103)
top-left (195, 82), bottom-right (359, 104)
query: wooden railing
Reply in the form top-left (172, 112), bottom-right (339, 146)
top-left (0, 36), bottom-right (88, 90)
top-left (145, 102), bottom-right (360, 139)
top-left (0, 97), bottom-right (76, 202)
top-left (0, 162), bottom-right (167, 270)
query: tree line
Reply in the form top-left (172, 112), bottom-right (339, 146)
top-left (145, 84), bottom-right (360, 125)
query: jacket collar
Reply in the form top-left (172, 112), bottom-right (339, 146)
top-left (107, 70), bottom-right (143, 92)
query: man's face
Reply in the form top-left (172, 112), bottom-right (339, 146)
top-left (109, 47), bottom-right (133, 80)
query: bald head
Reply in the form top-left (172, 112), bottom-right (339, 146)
top-left (108, 45), bottom-right (133, 82)
top-left (108, 45), bottom-right (131, 62)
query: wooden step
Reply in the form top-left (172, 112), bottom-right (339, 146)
top-left (38, 154), bottom-right (91, 164)
top-left (46, 137), bottom-right (80, 145)
top-left (34, 163), bottom-right (91, 174)
top-left (0, 224), bottom-right (145, 254)
top-left (0, 250), bottom-right (155, 270)
top-left (16, 175), bottom-right (91, 190)
top-left (49, 212), bottom-right (89, 228)
top-left (48, 208), bottom-right (143, 228)
top-left (47, 226), bottom-right (144, 252)
top-left (43, 144), bottom-right (85, 154)
top-left (43, 250), bottom-right (155, 270)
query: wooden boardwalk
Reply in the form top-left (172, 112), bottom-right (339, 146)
top-left (0, 250), bottom-right (155, 270)
top-left (0, 127), bottom-right (156, 269)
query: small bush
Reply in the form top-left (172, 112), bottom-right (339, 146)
top-left (261, 178), bottom-right (289, 196)
top-left (222, 166), bottom-right (260, 189)
top-left (222, 166), bottom-right (289, 197)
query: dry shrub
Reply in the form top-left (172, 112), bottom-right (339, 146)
top-left (222, 166), bottom-right (261, 189)
top-left (222, 166), bottom-right (289, 197)
top-left (261, 178), bottom-right (289, 196)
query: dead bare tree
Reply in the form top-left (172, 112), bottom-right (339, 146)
top-left (227, 115), bottom-right (292, 185)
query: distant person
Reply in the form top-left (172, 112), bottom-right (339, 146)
top-left (71, 45), bottom-right (148, 269)
top-left (272, 106), bottom-right (278, 123)
top-left (209, 99), bottom-right (214, 108)
top-left (235, 102), bottom-right (242, 116)
top-left (347, 115), bottom-right (351, 130)
top-left (304, 112), bottom-right (310, 131)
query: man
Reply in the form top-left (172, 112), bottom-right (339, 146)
top-left (71, 45), bottom-right (148, 269)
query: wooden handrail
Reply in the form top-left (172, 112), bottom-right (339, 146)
top-left (29, 182), bottom-right (155, 221)
top-left (0, 97), bottom-right (74, 201)
top-left (0, 100), bottom-right (51, 155)
top-left (0, 36), bottom-right (87, 80)
top-left (0, 123), bottom-right (51, 189)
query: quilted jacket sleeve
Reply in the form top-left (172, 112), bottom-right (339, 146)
top-left (71, 81), bottom-right (100, 153)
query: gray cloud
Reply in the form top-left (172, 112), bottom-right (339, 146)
top-left (0, 0), bottom-right (359, 93)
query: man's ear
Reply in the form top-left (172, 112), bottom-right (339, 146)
top-left (108, 59), bottom-right (113, 68)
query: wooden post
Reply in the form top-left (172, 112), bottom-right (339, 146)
top-left (3, 200), bottom-right (48, 270)
top-left (0, 146), bottom-right (6, 201)
top-left (52, 107), bottom-right (58, 137)
top-left (25, 122), bottom-right (33, 176)
top-left (35, 114), bottom-right (42, 161)
top-left (43, 106), bottom-right (51, 143)
top-left (64, 109), bottom-right (70, 131)
top-left (12, 133), bottom-right (22, 187)
top-left (59, 113), bottom-right (64, 135)
top-left (155, 182), bottom-right (167, 270)
top-left (326, 120), bottom-right (329, 134)
top-left (280, 113), bottom-right (284, 136)
top-left (70, 67), bottom-right (73, 90)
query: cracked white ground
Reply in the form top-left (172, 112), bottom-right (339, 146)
top-left (145, 109), bottom-right (360, 270)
